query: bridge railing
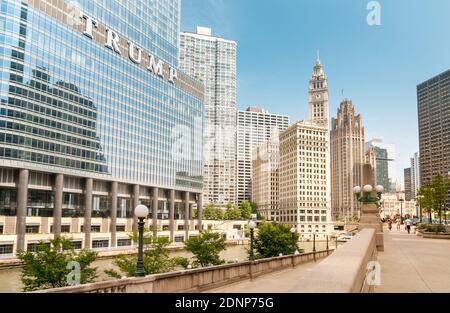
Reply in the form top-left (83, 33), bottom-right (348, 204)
top-left (293, 228), bottom-right (378, 293)
top-left (34, 249), bottom-right (331, 293)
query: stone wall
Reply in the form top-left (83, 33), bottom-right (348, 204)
top-left (35, 250), bottom-right (331, 293)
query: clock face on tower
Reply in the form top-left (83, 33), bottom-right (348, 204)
top-left (315, 93), bottom-right (321, 100)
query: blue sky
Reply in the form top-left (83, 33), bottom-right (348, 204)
top-left (181, 0), bottom-right (450, 186)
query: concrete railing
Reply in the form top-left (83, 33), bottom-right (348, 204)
top-left (35, 250), bottom-right (331, 293)
top-left (293, 228), bottom-right (377, 293)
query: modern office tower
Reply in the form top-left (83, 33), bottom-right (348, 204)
top-left (252, 131), bottom-right (281, 221)
top-left (236, 107), bottom-right (289, 204)
top-left (365, 148), bottom-right (377, 173)
top-left (330, 100), bottom-right (365, 220)
top-left (410, 152), bottom-right (420, 199)
top-left (279, 120), bottom-right (332, 239)
top-left (180, 27), bottom-right (237, 207)
top-left (0, 0), bottom-right (205, 256)
top-left (417, 70), bottom-right (450, 186)
top-left (309, 57), bottom-right (329, 128)
top-left (365, 139), bottom-right (397, 192)
top-left (404, 168), bottom-right (412, 201)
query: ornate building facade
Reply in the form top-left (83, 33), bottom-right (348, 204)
top-left (330, 100), bottom-right (365, 220)
top-left (277, 57), bottom-right (332, 239)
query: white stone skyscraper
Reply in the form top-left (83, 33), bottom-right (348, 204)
top-left (180, 27), bottom-right (237, 206)
top-left (237, 107), bottom-right (289, 204)
top-left (277, 57), bottom-right (332, 239)
top-left (309, 57), bottom-right (329, 128)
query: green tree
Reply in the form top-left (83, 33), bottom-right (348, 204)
top-left (17, 237), bottom-right (97, 291)
top-left (239, 200), bottom-right (253, 220)
top-left (223, 206), bottom-right (242, 220)
top-left (418, 185), bottom-right (435, 223)
top-left (184, 230), bottom-right (226, 267)
top-left (431, 174), bottom-right (450, 224)
top-left (250, 202), bottom-right (258, 214)
top-left (252, 223), bottom-right (299, 259)
top-left (202, 203), bottom-right (224, 220)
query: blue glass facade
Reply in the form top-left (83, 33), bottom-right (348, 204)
top-left (0, 0), bottom-right (203, 192)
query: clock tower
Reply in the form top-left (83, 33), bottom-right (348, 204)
top-left (309, 56), bottom-right (329, 129)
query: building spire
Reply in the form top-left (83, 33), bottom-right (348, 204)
top-left (316, 49), bottom-right (321, 64)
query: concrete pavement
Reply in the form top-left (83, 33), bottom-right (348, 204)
top-left (375, 226), bottom-right (450, 292)
top-left (206, 259), bottom-right (323, 293)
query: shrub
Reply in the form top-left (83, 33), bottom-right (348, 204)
top-left (105, 236), bottom-right (178, 278)
top-left (17, 237), bottom-right (97, 291)
top-left (185, 231), bottom-right (226, 267)
top-left (252, 223), bottom-right (299, 259)
top-left (418, 224), bottom-right (447, 233)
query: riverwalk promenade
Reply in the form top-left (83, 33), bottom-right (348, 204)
top-left (374, 227), bottom-right (450, 292)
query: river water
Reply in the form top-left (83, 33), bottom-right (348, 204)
top-left (0, 241), bottom-right (336, 292)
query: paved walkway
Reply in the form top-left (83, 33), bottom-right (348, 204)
top-left (206, 259), bottom-right (323, 293)
top-left (375, 227), bottom-right (450, 292)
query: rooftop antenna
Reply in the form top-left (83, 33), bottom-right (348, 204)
top-left (316, 49), bottom-right (320, 62)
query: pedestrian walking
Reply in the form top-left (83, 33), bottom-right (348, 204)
top-left (396, 218), bottom-right (401, 231)
top-left (387, 219), bottom-right (392, 231)
top-left (405, 219), bottom-right (412, 234)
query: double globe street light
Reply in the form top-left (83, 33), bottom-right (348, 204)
top-left (353, 184), bottom-right (384, 205)
top-left (134, 204), bottom-right (149, 277)
top-left (248, 220), bottom-right (257, 261)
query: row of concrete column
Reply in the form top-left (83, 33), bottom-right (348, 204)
top-left (14, 169), bottom-right (203, 251)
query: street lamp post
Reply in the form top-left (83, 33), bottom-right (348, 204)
top-left (417, 194), bottom-right (423, 224)
top-left (396, 184), bottom-right (404, 224)
top-left (446, 170), bottom-right (450, 225)
top-left (248, 220), bottom-right (256, 261)
top-left (134, 204), bottom-right (149, 277)
top-left (290, 226), bottom-right (296, 254)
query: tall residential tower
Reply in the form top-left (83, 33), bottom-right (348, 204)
top-left (236, 107), bottom-right (289, 204)
top-left (180, 27), bottom-right (237, 206)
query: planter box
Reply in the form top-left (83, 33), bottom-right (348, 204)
top-left (419, 231), bottom-right (450, 240)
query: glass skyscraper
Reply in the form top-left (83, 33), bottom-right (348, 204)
top-left (365, 139), bottom-right (397, 192)
top-left (0, 0), bottom-right (204, 255)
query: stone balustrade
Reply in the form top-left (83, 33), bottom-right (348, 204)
top-left (34, 250), bottom-right (331, 293)
top-left (293, 228), bottom-right (377, 293)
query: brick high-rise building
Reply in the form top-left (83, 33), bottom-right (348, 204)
top-left (417, 70), bottom-right (450, 186)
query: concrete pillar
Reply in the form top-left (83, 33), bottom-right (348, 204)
top-left (110, 181), bottom-right (118, 248)
top-left (16, 169), bottom-right (29, 252)
top-left (53, 173), bottom-right (64, 237)
top-left (132, 184), bottom-right (140, 232)
top-left (359, 164), bottom-right (384, 251)
top-left (184, 191), bottom-right (190, 241)
top-left (197, 193), bottom-right (203, 232)
top-left (83, 178), bottom-right (93, 249)
top-left (152, 187), bottom-right (158, 237)
top-left (169, 189), bottom-right (175, 242)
